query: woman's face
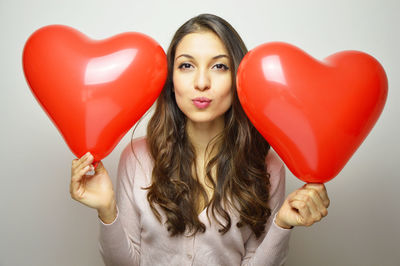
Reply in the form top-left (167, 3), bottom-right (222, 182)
top-left (173, 31), bottom-right (232, 125)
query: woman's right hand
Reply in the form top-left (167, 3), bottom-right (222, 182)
top-left (70, 152), bottom-right (117, 224)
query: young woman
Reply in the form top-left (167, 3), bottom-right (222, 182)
top-left (70, 14), bottom-right (330, 266)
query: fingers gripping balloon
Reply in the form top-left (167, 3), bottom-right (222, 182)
top-left (23, 25), bottom-right (167, 164)
top-left (237, 42), bottom-right (387, 183)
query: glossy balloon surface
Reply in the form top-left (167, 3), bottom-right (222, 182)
top-left (237, 42), bottom-right (387, 183)
top-left (23, 25), bottom-right (167, 163)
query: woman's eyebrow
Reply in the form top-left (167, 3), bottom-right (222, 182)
top-left (175, 54), bottom-right (229, 60)
top-left (212, 54), bottom-right (229, 60)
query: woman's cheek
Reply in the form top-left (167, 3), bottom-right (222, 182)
top-left (174, 93), bottom-right (187, 114)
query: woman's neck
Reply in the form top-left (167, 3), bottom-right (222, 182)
top-left (186, 117), bottom-right (224, 212)
top-left (186, 117), bottom-right (224, 158)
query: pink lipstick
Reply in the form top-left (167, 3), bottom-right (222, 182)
top-left (192, 97), bottom-right (212, 109)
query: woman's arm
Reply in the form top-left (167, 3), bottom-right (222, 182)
top-left (241, 150), bottom-right (331, 266)
top-left (98, 144), bottom-right (142, 266)
top-left (241, 151), bottom-right (292, 266)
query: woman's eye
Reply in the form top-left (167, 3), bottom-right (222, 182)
top-left (178, 63), bottom-right (192, 69)
top-left (213, 64), bottom-right (229, 70)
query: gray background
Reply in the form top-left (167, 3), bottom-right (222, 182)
top-left (1, 0), bottom-right (399, 265)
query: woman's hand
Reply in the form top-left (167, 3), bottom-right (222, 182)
top-left (70, 152), bottom-right (117, 224)
top-left (275, 183), bottom-right (330, 229)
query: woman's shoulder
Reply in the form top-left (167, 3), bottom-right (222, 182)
top-left (266, 148), bottom-right (284, 174)
top-left (118, 136), bottom-right (153, 186)
top-left (265, 149), bottom-right (286, 195)
top-left (119, 136), bottom-right (152, 168)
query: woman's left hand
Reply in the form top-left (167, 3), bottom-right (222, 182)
top-left (275, 183), bottom-right (330, 229)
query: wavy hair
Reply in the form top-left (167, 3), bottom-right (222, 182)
top-left (145, 14), bottom-right (271, 238)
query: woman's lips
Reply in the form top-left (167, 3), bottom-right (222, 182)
top-left (192, 97), bottom-right (212, 109)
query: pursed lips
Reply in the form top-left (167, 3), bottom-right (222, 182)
top-left (192, 97), bottom-right (211, 102)
top-left (192, 97), bottom-right (212, 109)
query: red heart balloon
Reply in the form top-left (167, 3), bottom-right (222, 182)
top-left (23, 25), bottom-right (167, 163)
top-left (237, 42), bottom-right (387, 183)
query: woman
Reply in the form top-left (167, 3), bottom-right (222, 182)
top-left (70, 14), bottom-right (330, 266)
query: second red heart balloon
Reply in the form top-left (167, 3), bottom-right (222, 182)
top-left (23, 25), bottom-right (167, 163)
top-left (237, 42), bottom-right (387, 183)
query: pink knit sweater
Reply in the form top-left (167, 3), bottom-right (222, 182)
top-left (99, 137), bottom-right (291, 266)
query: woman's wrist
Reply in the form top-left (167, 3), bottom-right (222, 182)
top-left (97, 199), bottom-right (117, 224)
top-left (275, 213), bottom-right (294, 229)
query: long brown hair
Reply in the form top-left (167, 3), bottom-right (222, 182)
top-left (145, 13), bottom-right (271, 238)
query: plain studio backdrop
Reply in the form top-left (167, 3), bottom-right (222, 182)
top-left (1, 0), bottom-right (399, 265)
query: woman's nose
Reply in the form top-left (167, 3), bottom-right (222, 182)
top-left (194, 68), bottom-right (210, 91)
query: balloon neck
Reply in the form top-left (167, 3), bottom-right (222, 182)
top-left (92, 161), bottom-right (99, 169)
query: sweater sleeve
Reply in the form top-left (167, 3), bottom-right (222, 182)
top-left (241, 151), bottom-right (292, 266)
top-left (98, 144), bottom-right (142, 266)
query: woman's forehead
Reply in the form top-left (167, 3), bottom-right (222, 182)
top-left (175, 31), bottom-right (229, 59)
